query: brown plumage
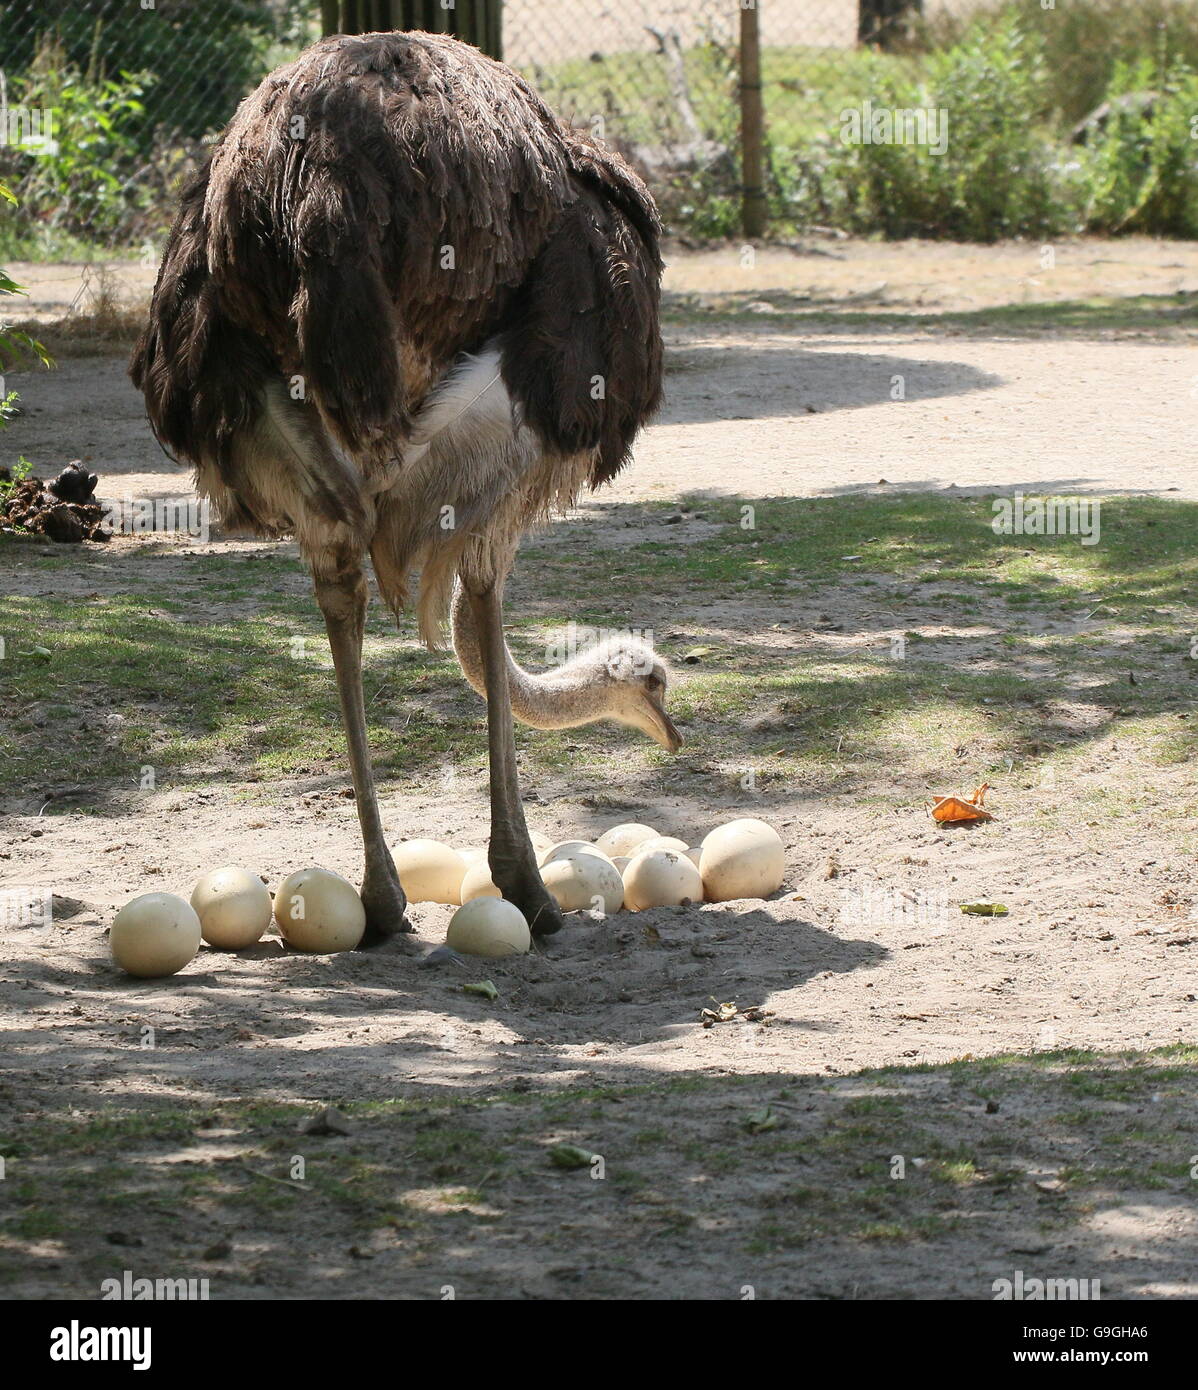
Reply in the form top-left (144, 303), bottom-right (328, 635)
top-left (130, 31), bottom-right (673, 943)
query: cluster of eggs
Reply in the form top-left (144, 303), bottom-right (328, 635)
top-left (107, 818), bottom-right (784, 976)
top-left (109, 865), bottom-right (365, 978)
top-left (439, 818), bottom-right (785, 959)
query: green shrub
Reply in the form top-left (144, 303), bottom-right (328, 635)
top-left (772, 11), bottom-right (1198, 241)
top-left (916, 0), bottom-right (1198, 128)
top-left (1, 1), bottom-right (305, 148)
top-left (780, 19), bottom-right (1083, 240)
top-left (1081, 58), bottom-right (1198, 235)
top-left (0, 37), bottom-right (153, 251)
top-left (0, 183), bottom-right (50, 384)
top-left (1, 185), bottom-right (49, 518)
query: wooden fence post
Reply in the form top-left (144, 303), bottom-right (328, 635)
top-left (739, 1), bottom-right (767, 239)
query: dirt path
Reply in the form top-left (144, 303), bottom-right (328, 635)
top-left (5, 238), bottom-right (1196, 506)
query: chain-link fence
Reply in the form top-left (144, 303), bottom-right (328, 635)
top-left (1, 0), bottom-right (1196, 249)
top-left (0, 1), bottom-right (978, 244)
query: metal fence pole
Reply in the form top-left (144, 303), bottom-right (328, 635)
top-left (739, 1), bottom-right (767, 239)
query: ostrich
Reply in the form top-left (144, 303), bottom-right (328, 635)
top-left (130, 30), bottom-right (675, 943)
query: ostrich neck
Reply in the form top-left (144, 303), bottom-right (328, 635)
top-left (450, 584), bottom-right (608, 730)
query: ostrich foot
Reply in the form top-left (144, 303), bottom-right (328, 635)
top-left (496, 870), bottom-right (564, 938)
top-left (358, 866), bottom-right (412, 947)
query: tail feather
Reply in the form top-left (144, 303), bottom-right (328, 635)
top-left (290, 256), bottom-right (404, 455)
top-left (498, 137), bottom-right (664, 488)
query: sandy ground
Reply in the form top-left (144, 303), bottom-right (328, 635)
top-left (2, 239), bottom-right (1197, 1299)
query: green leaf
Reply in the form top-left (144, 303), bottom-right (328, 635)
top-left (548, 1144), bottom-right (596, 1170)
top-left (743, 1106), bottom-right (781, 1134)
top-left (959, 902), bottom-right (1009, 916)
top-left (462, 979), bottom-right (499, 1001)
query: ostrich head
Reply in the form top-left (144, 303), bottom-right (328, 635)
top-left (570, 636), bottom-right (683, 753)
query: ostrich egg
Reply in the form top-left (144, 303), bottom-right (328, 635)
top-left (622, 849), bottom-right (703, 911)
top-left (637, 835), bottom-right (690, 856)
top-left (190, 867), bottom-right (271, 949)
top-left (273, 868), bottom-right (365, 952)
top-left (446, 898), bottom-right (531, 958)
top-left (595, 823), bottom-right (660, 858)
top-left (698, 819), bottom-right (785, 902)
top-left (110, 892), bottom-right (202, 978)
top-left (539, 839), bottom-right (611, 868)
top-left (460, 859), bottom-right (502, 902)
top-left (541, 853), bottom-right (624, 915)
top-left (393, 839), bottom-right (467, 904)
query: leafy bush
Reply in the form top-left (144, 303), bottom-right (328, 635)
top-left (1081, 59), bottom-right (1198, 235)
top-left (772, 12), bottom-right (1198, 241)
top-left (0, 458), bottom-right (34, 512)
top-left (0, 183), bottom-right (50, 381)
top-left (916, 0), bottom-right (1198, 128)
top-left (780, 19), bottom-right (1083, 240)
top-left (1, 183), bottom-right (50, 513)
top-left (1, 1), bottom-right (304, 148)
top-left (0, 37), bottom-right (153, 251)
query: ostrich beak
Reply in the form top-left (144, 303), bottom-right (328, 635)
top-left (643, 693), bottom-right (683, 753)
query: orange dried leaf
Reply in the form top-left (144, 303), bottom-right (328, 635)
top-left (928, 782), bottom-right (994, 824)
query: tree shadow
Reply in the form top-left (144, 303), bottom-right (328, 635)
top-left (660, 341), bottom-right (1001, 425)
top-left (2, 989), bottom-right (1194, 1299)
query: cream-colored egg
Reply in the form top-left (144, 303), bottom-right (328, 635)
top-left (539, 839), bottom-right (611, 868)
top-left (622, 849), bottom-right (703, 911)
top-left (698, 818), bottom-right (785, 902)
top-left (446, 898), bottom-right (531, 958)
top-left (460, 859), bottom-right (502, 901)
top-left (637, 835), bottom-right (690, 856)
top-left (110, 892), bottom-right (202, 978)
top-left (273, 868), bottom-right (365, 953)
top-left (594, 822), bottom-right (660, 858)
top-left (470, 835), bottom-right (548, 867)
top-left (541, 853), bottom-right (624, 914)
top-left (190, 867), bottom-right (271, 950)
top-left (393, 839), bottom-right (467, 904)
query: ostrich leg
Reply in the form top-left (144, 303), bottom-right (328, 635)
top-left (465, 582), bottom-right (565, 937)
top-left (314, 566), bottom-right (410, 943)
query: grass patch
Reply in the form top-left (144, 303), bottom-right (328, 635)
top-left (2, 492), bottom-right (1195, 805)
top-left (663, 292), bottom-right (1198, 340)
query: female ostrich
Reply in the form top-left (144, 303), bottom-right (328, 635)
top-left (130, 30), bottom-right (674, 942)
